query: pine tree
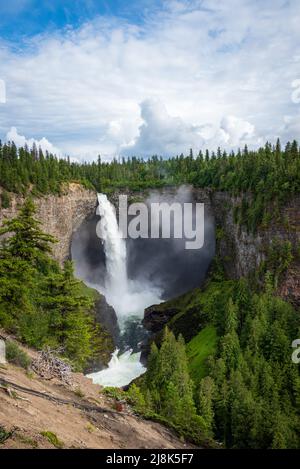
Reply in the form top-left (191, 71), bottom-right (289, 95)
top-left (225, 298), bottom-right (238, 334)
top-left (0, 198), bottom-right (57, 263)
top-left (41, 261), bottom-right (98, 369)
top-left (198, 376), bottom-right (216, 435)
top-left (145, 328), bottom-right (197, 427)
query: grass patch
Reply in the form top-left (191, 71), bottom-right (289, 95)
top-left (85, 423), bottom-right (96, 433)
top-left (16, 433), bottom-right (38, 448)
top-left (186, 325), bottom-right (217, 382)
top-left (25, 370), bottom-right (35, 379)
top-left (40, 431), bottom-right (64, 449)
top-left (73, 387), bottom-right (85, 398)
top-left (78, 282), bottom-right (99, 301)
top-left (0, 426), bottom-right (14, 444)
top-left (6, 340), bottom-right (31, 369)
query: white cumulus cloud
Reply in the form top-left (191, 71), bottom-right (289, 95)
top-left (121, 99), bottom-right (204, 156)
top-left (121, 99), bottom-right (257, 156)
top-left (6, 127), bottom-right (61, 155)
top-left (220, 115), bottom-right (255, 146)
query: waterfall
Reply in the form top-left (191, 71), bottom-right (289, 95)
top-left (96, 193), bottom-right (161, 324)
top-left (87, 193), bottom-right (161, 387)
top-left (96, 193), bottom-right (128, 318)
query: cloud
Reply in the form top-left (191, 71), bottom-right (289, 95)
top-left (6, 127), bottom-right (61, 155)
top-left (219, 115), bottom-right (255, 146)
top-left (121, 99), bottom-right (257, 156)
top-left (121, 99), bottom-right (203, 156)
top-left (0, 0), bottom-right (299, 159)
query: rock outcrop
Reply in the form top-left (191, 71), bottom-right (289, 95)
top-left (94, 294), bottom-right (120, 344)
top-left (0, 183), bottom-right (97, 265)
top-left (143, 304), bottom-right (180, 333)
top-left (191, 188), bottom-right (300, 306)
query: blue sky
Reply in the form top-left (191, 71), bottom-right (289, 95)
top-left (0, 0), bottom-right (299, 160)
top-left (0, 0), bottom-right (162, 42)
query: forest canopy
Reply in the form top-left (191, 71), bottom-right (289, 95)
top-left (1, 139), bottom-right (299, 232)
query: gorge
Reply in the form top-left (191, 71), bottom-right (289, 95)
top-left (73, 187), bottom-right (215, 386)
top-left (1, 182), bottom-right (299, 387)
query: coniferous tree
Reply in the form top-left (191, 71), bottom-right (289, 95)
top-left (0, 198), bottom-right (57, 263)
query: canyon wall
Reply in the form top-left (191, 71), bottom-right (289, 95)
top-left (194, 188), bottom-right (300, 307)
top-left (0, 183), bottom-right (97, 265)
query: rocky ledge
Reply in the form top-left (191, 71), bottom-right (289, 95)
top-left (143, 304), bottom-right (180, 333)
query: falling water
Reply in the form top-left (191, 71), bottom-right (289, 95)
top-left (96, 193), bottom-right (128, 318)
top-left (87, 194), bottom-right (161, 387)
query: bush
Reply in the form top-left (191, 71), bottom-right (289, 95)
top-left (6, 340), bottom-right (31, 369)
top-left (0, 426), bottom-right (14, 444)
top-left (1, 190), bottom-right (10, 209)
top-left (126, 384), bottom-right (148, 414)
top-left (40, 431), bottom-right (64, 449)
top-left (102, 386), bottom-right (126, 400)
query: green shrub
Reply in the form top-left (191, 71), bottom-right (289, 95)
top-left (74, 387), bottom-right (85, 398)
top-left (6, 340), bottom-right (31, 369)
top-left (126, 384), bottom-right (148, 414)
top-left (0, 426), bottom-right (14, 444)
top-left (102, 386), bottom-right (126, 400)
top-left (41, 431), bottom-right (64, 449)
top-left (1, 190), bottom-right (10, 209)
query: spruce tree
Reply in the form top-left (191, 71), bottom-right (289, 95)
top-left (0, 198), bottom-right (57, 263)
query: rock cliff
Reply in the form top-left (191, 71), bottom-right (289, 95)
top-left (208, 191), bottom-right (300, 306)
top-left (0, 183), bottom-right (97, 265)
top-left (1, 183), bottom-right (298, 319)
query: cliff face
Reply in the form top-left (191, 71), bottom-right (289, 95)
top-left (0, 183), bottom-right (97, 265)
top-left (193, 188), bottom-right (300, 307)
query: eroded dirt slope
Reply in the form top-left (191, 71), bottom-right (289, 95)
top-left (0, 337), bottom-right (194, 449)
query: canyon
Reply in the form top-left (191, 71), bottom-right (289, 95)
top-left (1, 182), bottom-right (299, 336)
top-left (0, 181), bottom-right (299, 448)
